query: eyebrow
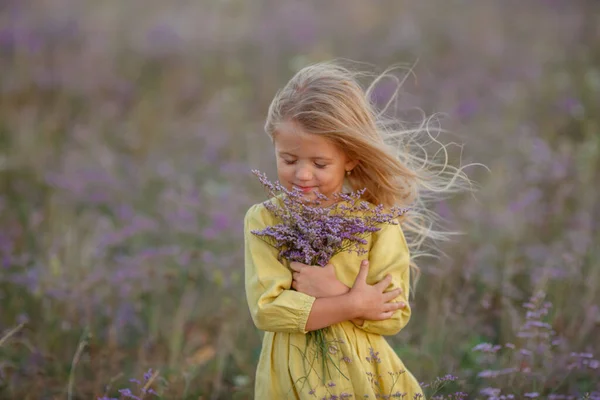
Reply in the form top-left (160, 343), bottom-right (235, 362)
top-left (277, 152), bottom-right (333, 161)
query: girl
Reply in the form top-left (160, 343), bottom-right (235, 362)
top-left (245, 61), bottom-right (469, 399)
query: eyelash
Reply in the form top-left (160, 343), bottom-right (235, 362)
top-left (283, 160), bottom-right (327, 169)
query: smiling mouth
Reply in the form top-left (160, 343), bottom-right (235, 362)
top-left (294, 185), bottom-right (315, 193)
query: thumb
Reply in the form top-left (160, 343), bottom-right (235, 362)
top-left (354, 260), bottom-right (369, 286)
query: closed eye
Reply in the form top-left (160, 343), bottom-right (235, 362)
top-left (314, 163), bottom-right (327, 169)
top-left (283, 159), bottom-right (296, 165)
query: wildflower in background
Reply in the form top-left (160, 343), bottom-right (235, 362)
top-left (472, 291), bottom-right (600, 398)
top-left (97, 368), bottom-right (159, 400)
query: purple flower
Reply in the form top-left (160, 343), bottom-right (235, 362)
top-left (366, 347), bottom-right (382, 364)
top-left (472, 343), bottom-right (502, 353)
top-left (118, 388), bottom-right (141, 400)
top-left (143, 368), bottom-right (154, 382)
top-left (456, 99), bottom-right (479, 120)
top-left (251, 170), bottom-right (408, 267)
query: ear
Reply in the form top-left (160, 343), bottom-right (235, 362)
top-left (345, 158), bottom-right (359, 172)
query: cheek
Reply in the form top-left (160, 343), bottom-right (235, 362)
top-left (319, 170), bottom-right (343, 188)
top-left (276, 163), bottom-right (294, 182)
top-left (325, 167), bottom-right (344, 181)
top-left (275, 159), bottom-right (288, 172)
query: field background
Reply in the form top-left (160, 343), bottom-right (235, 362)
top-left (1, 0), bottom-right (599, 399)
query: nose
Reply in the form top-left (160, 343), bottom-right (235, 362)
top-left (295, 163), bottom-right (312, 181)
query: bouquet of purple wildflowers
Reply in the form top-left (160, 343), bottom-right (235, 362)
top-left (250, 170), bottom-right (409, 384)
top-left (251, 170), bottom-right (408, 269)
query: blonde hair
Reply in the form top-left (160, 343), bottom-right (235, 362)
top-left (264, 60), bottom-right (476, 287)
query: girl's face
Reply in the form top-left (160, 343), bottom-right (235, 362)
top-left (273, 120), bottom-right (358, 206)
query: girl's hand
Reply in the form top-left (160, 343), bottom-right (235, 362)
top-left (290, 262), bottom-right (349, 298)
top-left (349, 260), bottom-right (405, 321)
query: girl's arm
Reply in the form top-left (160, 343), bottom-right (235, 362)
top-left (350, 222), bottom-right (412, 336)
top-left (289, 262), bottom-right (406, 327)
top-left (304, 261), bottom-right (403, 332)
top-left (245, 205), bottom-right (316, 333)
top-left (289, 264), bottom-right (360, 327)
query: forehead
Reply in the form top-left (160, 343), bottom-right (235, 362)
top-left (273, 121), bottom-right (344, 159)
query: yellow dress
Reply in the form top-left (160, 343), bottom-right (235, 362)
top-left (244, 201), bottom-right (425, 400)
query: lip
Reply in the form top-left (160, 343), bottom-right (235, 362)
top-left (294, 185), bottom-right (315, 193)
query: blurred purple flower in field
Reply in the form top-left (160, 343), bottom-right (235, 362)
top-left (47, 18), bottom-right (79, 39)
top-left (557, 97), bottom-right (584, 117)
top-left (472, 343), bottom-right (502, 353)
top-left (98, 368), bottom-right (160, 399)
top-left (45, 167), bottom-right (124, 204)
top-left (7, 266), bottom-right (39, 292)
top-left (0, 27), bottom-right (16, 51)
top-left (201, 250), bottom-right (214, 264)
top-left (212, 211), bottom-right (232, 232)
top-left (258, 3), bottom-right (319, 48)
top-left (371, 79), bottom-right (397, 107)
top-left (203, 211), bottom-right (232, 239)
top-left (165, 207), bottom-right (198, 234)
top-left (479, 387), bottom-right (504, 398)
top-left (287, 9), bottom-right (318, 48)
top-left (508, 188), bottom-right (542, 213)
top-left (456, 99), bottom-right (479, 120)
top-left (221, 161), bottom-right (252, 175)
top-left (436, 200), bottom-right (453, 220)
top-left (0, 232), bottom-right (13, 262)
top-left (16, 313), bottom-right (29, 325)
top-left (550, 156), bottom-right (569, 180)
top-left (118, 388), bottom-right (140, 399)
top-left (116, 204), bottom-right (136, 221)
top-left (144, 23), bottom-right (183, 57)
top-left (18, 29), bottom-right (43, 54)
top-left (115, 302), bottom-right (142, 332)
top-left (530, 137), bottom-right (552, 165)
top-left (97, 215), bottom-right (158, 254)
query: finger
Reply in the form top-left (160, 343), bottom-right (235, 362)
top-left (374, 274), bottom-right (392, 291)
top-left (291, 280), bottom-right (297, 290)
top-left (382, 288), bottom-right (402, 302)
top-left (353, 260), bottom-right (369, 285)
top-left (383, 301), bottom-right (405, 312)
top-left (289, 262), bottom-right (304, 272)
top-left (375, 311), bottom-right (394, 321)
top-left (292, 272), bottom-right (300, 280)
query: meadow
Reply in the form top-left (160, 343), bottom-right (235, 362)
top-left (1, 1), bottom-right (599, 398)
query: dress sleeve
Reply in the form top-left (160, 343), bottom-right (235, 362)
top-left (352, 221), bottom-right (412, 336)
top-left (244, 203), bottom-right (316, 334)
